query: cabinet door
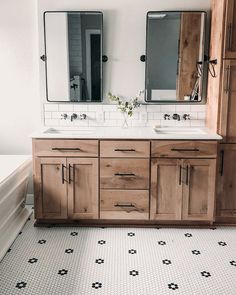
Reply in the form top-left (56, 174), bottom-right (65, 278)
top-left (67, 158), bottom-right (98, 219)
top-left (224, 0), bottom-right (236, 58)
top-left (182, 159), bottom-right (216, 221)
top-left (34, 158), bottom-right (67, 219)
top-left (219, 60), bottom-right (236, 142)
top-left (150, 159), bottom-right (182, 220)
top-left (216, 144), bottom-right (236, 221)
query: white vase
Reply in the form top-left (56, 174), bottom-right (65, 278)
top-left (122, 112), bottom-right (129, 128)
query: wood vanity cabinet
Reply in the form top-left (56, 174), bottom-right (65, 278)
top-left (33, 139), bottom-right (99, 220)
top-left (150, 141), bottom-right (217, 222)
top-left (216, 144), bottom-right (236, 222)
top-left (223, 0), bottom-right (236, 59)
top-left (99, 140), bottom-right (150, 220)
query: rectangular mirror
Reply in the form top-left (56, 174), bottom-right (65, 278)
top-left (44, 11), bottom-right (103, 102)
top-left (145, 11), bottom-right (207, 103)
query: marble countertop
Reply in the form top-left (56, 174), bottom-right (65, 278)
top-left (31, 127), bottom-right (222, 141)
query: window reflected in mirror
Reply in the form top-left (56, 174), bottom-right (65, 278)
top-left (44, 11), bottom-right (103, 102)
top-left (145, 11), bottom-right (207, 103)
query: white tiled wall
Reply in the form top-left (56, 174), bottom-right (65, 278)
top-left (44, 103), bottom-right (206, 128)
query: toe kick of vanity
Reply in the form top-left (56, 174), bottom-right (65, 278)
top-left (32, 138), bottom-right (218, 226)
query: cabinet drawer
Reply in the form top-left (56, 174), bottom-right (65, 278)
top-left (151, 141), bottom-right (217, 158)
top-left (100, 190), bottom-right (149, 220)
top-left (100, 140), bottom-right (150, 158)
top-left (33, 139), bottom-right (98, 157)
top-left (100, 158), bottom-right (149, 189)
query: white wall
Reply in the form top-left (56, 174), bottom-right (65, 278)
top-left (0, 0), bottom-right (41, 155)
top-left (38, 0), bottom-right (210, 103)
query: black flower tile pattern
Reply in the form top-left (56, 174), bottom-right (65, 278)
top-left (168, 283), bottom-right (178, 290)
top-left (65, 249), bottom-right (74, 254)
top-left (58, 269), bottom-right (68, 276)
top-left (70, 232), bottom-right (78, 236)
top-left (128, 249), bottom-right (137, 254)
top-left (16, 282), bottom-right (27, 289)
top-left (0, 216), bottom-right (236, 295)
top-left (95, 258), bottom-right (104, 264)
top-left (38, 239), bottom-right (46, 244)
top-left (98, 240), bottom-right (106, 245)
top-left (129, 270), bottom-right (139, 276)
top-left (192, 250), bottom-right (201, 255)
top-left (162, 259), bottom-right (172, 265)
top-left (230, 261), bottom-right (236, 266)
top-left (28, 258), bottom-right (38, 264)
top-left (92, 282), bottom-right (102, 289)
top-left (218, 241), bottom-right (227, 246)
top-left (201, 271), bottom-right (211, 278)
top-left (158, 241), bottom-right (166, 245)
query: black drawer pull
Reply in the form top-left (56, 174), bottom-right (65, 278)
top-left (52, 148), bottom-right (81, 151)
top-left (114, 203), bottom-right (135, 208)
top-left (114, 148), bottom-right (136, 152)
top-left (171, 148), bottom-right (200, 152)
top-left (114, 172), bottom-right (136, 177)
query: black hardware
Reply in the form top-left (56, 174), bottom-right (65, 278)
top-left (114, 173), bottom-right (136, 177)
top-left (171, 148), bottom-right (200, 152)
top-left (220, 150), bottom-right (224, 176)
top-left (172, 113), bottom-right (181, 121)
top-left (68, 164), bottom-right (73, 184)
top-left (228, 23), bottom-right (233, 51)
top-left (140, 55), bottom-right (146, 62)
top-left (225, 65), bottom-right (231, 94)
top-left (102, 55), bottom-right (108, 62)
top-left (52, 148), bottom-right (81, 151)
top-left (114, 148), bottom-right (136, 152)
top-left (40, 54), bottom-right (46, 62)
top-left (179, 165), bottom-right (182, 185)
top-left (185, 165), bottom-right (189, 185)
top-left (164, 114), bottom-right (170, 120)
top-left (62, 164), bottom-right (67, 184)
top-left (114, 203), bottom-right (135, 208)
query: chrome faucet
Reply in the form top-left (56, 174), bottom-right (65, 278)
top-left (61, 113), bottom-right (68, 120)
top-left (79, 113), bottom-right (87, 120)
top-left (164, 114), bottom-right (171, 120)
top-left (172, 113), bottom-right (181, 121)
top-left (70, 113), bottom-right (78, 122)
top-left (183, 114), bottom-right (191, 120)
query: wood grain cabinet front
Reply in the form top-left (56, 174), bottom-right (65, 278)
top-left (223, 0), bottom-right (236, 59)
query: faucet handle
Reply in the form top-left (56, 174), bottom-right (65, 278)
top-left (164, 114), bottom-right (171, 120)
top-left (172, 113), bottom-right (181, 121)
top-left (79, 113), bottom-right (87, 120)
top-left (183, 114), bottom-right (190, 120)
top-left (61, 113), bottom-right (68, 120)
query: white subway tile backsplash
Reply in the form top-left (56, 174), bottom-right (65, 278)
top-left (44, 104), bottom-right (59, 112)
top-left (43, 103), bottom-right (206, 129)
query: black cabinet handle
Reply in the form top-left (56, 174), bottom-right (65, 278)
top-left (220, 150), bottom-right (224, 176)
top-left (114, 148), bottom-right (136, 152)
top-left (171, 148), bottom-right (200, 152)
top-left (114, 203), bottom-right (135, 208)
top-left (52, 148), bottom-right (81, 151)
top-left (61, 164), bottom-right (68, 184)
top-left (68, 164), bottom-right (74, 184)
top-left (186, 165), bottom-right (189, 186)
top-left (179, 165), bottom-right (182, 185)
top-left (114, 172), bottom-right (136, 177)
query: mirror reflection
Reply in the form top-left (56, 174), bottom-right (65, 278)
top-left (145, 11), bottom-right (206, 102)
top-left (44, 11), bottom-right (103, 102)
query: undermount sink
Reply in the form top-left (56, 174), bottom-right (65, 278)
top-left (43, 128), bottom-right (95, 135)
top-left (154, 127), bottom-right (206, 135)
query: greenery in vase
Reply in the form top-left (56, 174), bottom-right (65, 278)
top-left (107, 92), bottom-right (141, 117)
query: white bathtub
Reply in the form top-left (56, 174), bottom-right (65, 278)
top-left (0, 155), bottom-right (32, 261)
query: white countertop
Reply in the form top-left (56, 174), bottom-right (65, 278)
top-left (31, 127), bottom-right (222, 141)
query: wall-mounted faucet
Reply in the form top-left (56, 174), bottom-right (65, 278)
top-left (79, 113), bottom-right (87, 120)
top-left (61, 113), bottom-right (68, 120)
top-left (70, 113), bottom-right (78, 122)
top-left (172, 113), bottom-right (181, 121)
top-left (183, 114), bottom-right (191, 120)
top-left (164, 114), bottom-right (171, 120)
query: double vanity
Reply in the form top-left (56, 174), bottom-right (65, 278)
top-left (32, 127), bottom-right (221, 226)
